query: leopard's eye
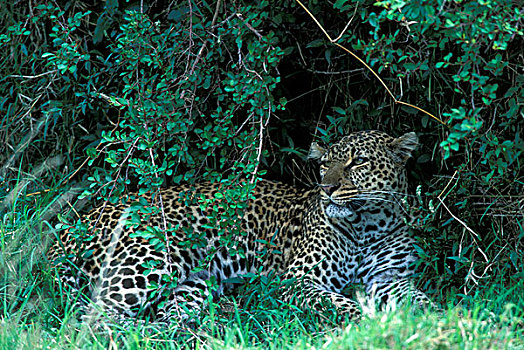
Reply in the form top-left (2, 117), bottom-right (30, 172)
top-left (353, 156), bottom-right (366, 166)
top-left (345, 156), bottom-right (367, 170)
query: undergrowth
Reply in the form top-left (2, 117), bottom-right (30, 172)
top-left (1, 0), bottom-right (523, 349)
top-left (1, 165), bottom-right (523, 349)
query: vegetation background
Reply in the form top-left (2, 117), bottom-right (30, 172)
top-left (0, 0), bottom-right (522, 348)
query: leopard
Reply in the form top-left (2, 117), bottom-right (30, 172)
top-left (49, 130), bottom-right (432, 323)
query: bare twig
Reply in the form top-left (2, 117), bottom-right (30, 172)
top-left (211, 0), bottom-right (222, 26)
top-left (438, 197), bottom-right (480, 239)
top-left (7, 70), bottom-right (58, 79)
top-left (236, 13), bottom-right (263, 40)
top-left (437, 197), bottom-right (489, 263)
top-left (188, 0), bottom-right (222, 76)
top-left (438, 169), bottom-right (458, 199)
top-left (294, 0), bottom-right (446, 126)
top-left (306, 68), bottom-right (364, 75)
top-left (0, 96), bottom-right (45, 178)
top-left (332, 2), bottom-right (359, 42)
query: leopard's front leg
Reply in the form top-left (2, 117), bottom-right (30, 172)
top-left (281, 275), bottom-right (362, 320)
top-left (366, 278), bottom-right (435, 310)
top-left (158, 241), bottom-right (257, 322)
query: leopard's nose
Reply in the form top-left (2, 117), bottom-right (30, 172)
top-left (319, 184), bottom-right (340, 195)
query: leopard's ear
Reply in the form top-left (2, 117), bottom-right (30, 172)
top-left (390, 132), bottom-right (418, 164)
top-left (308, 142), bottom-right (327, 161)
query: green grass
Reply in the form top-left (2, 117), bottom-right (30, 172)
top-left (1, 302), bottom-right (522, 349)
top-left (1, 178), bottom-right (523, 350)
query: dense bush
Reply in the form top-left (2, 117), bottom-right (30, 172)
top-left (0, 0), bottom-right (522, 335)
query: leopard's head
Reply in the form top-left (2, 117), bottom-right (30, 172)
top-left (308, 130), bottom-right (418, 218)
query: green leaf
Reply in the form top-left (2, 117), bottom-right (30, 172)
top-left (306, 39), bottom-right (324, 48)
top-left (332, 106), bottom-right (346, 115)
